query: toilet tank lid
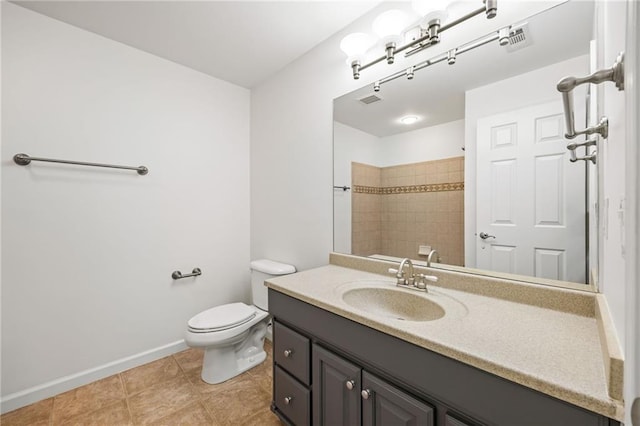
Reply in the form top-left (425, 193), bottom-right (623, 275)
top-left (250, 259), bottom-right (296, 275)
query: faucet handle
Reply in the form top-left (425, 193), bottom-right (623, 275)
top-left (388, 268), bottom-right (406, 285)
top-left (418, 274), bottom-right (438, 283)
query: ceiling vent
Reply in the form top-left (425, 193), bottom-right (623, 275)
top-left (505, 23), bottom-right (532, 52)
top-left (358, 93), bottom-right (382, 105)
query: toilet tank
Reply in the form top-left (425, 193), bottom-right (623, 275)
top-left (250, 259), bottom-right (296, 311)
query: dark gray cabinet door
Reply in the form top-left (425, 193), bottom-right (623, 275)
top-left (312, 343), bottom-right (362, 426)
top-left (362, 371), bottom-right (434, 426)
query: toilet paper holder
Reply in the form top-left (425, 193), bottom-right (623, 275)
top-left (172, 268), bottom-right (202, 280)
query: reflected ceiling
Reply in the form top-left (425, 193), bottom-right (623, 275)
top-left (333, 2), bottom-right (593, 137)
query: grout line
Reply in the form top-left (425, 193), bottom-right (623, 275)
top-left (117, 373), bottom-right (134, 425)
top-left (172, 352), bottom-right (190, 376)
top-left (49, 397), bottom-right (55, 426)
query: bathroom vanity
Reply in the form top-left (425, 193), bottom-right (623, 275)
top-left (267, 254), bottom-right (623, 426)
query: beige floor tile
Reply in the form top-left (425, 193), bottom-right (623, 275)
top-left (219, 370), bottom-right (260, 392)
top-left (57, 400), bottom-right (131, 426)
top-left (127, 375), bottom-right (199, 425)
top-left (121, 356), bottom-right (182, 396)
top-left (10, 341), bottom-right (277, 426)
top-left (248, 361), bottom-right (273, 395)
top-left (243, 407), bottom-right (282, 426)
top-left (149, 402), bottom-right (214, 426)
top-left (173, 348), bottom-right (204, 373)
top-left (183, 365), bottom-right (258, 395)
top-left (52, 375), bottom-right (125, 424)
top-left (249, 354), bottom-right (273, 379)
top-left (201, 376), bottom-right (272, 425)
top-left (0, 397), bottom-right (53, 426)
top-left (182, 368), bottom-right (217, 395)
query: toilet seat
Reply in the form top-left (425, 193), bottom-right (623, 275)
top-left (188, 302), bottom-right (256, 333)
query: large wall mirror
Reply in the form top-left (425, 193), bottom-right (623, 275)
top-left (333, 0), bottom-right (599, 291)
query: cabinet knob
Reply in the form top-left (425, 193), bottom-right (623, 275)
top-left (345, 380), bottom-right (355, 390)
top-left (284, 396), bottom-right (293, 405)
top-left (361, 389), bottom-right (371, 400)
top-left (283, 349), bottom-right (293, 358)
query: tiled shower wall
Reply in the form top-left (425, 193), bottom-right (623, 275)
top-left (351, 163), bottom-right (382, 256)
top-left (352, 157), bottom-right (464, 266)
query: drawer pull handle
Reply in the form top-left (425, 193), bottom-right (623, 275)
top-left (361, 389), bottom-right (371, 400)
top-left (284, 396), bottom-right (293, 405)
top-left (283, 349), bottom-right (293, 358)
top-left (346, 380), bottom-right (355, 390)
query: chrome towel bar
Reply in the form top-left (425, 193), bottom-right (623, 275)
top-left (172, 268), bottom-right (202, 280)
top-left (13, 153), bottom-right (148, 175)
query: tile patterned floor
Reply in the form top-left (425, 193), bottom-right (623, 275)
top-left (1, 341), bottom-right (281, 425)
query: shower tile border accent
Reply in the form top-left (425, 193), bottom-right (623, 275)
top-left (353, 182), bottom-right (464, 194)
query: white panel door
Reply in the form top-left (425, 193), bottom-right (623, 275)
top-left (476, 101), bottom-right (586, 282)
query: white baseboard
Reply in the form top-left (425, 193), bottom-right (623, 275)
top-left (0, 340), bottom-right (188, 415)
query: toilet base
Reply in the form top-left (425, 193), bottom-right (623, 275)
top-left (200, 321), bottom-right (268, 384)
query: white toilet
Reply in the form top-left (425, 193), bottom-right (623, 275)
top-left (185, 259), bottom-right (295, 384)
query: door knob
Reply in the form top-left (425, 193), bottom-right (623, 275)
top-left (479, 232), bottom-right (496, 240)
top-left (284, 396), bottom-right (292, 405)
top-left (361, 389), bottom-right (371, 400)
top-left (345, 380), bottom-right (355, 390)
top-left (283, 349), bottom-right (293, 357)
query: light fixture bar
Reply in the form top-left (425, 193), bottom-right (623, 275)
top-left (373, 30), bottom-right (501, 90)
top-left (357, 1), bottom-right (496, 77)
top-left (405, 5), bottom-right (486, 57)
top-left (441, 5), bottom-right (488, 32)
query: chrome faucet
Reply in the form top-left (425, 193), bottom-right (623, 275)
top-left (397, 258), bottom-right (415, 286)
top-left (389, 257), bottom-right (438, 292)
top-left (427, 250), bottom-right (440, 267)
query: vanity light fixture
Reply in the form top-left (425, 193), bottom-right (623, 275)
top-left (340, 0), bottom-right (497, 80)
top-left (366, 24), bottom-right (515, 93)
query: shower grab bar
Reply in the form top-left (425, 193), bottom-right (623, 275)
top-left (556, 52), bottom-right (624, 140)
top-left (172, 268), bottom-right (202, 280)
top-left (333, 185), bottom-right (351, 191)
top-left (13, 153), bottom-right (149, 175)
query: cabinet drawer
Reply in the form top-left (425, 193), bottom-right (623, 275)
top-left (274, 321), bottom-right (310, 384)
top-left (274, 365), bottom-right (310, 426)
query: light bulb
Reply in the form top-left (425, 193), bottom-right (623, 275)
top-left (412, 0), bottom-right (451, 17)
top-left (340, 32), bottom-right (376, 71)
top-left (340, 33), bottom-right (375, 58)
top-left (423, 9), bottom-right (448, 27)
top-left (372, 10), bottom-right (410, 45)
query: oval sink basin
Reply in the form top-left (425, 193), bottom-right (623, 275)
top-left (342, 287), bottom-right (445, 321)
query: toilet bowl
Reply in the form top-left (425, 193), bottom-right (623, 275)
top-left (184, 259), bottom-right (295, 384)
